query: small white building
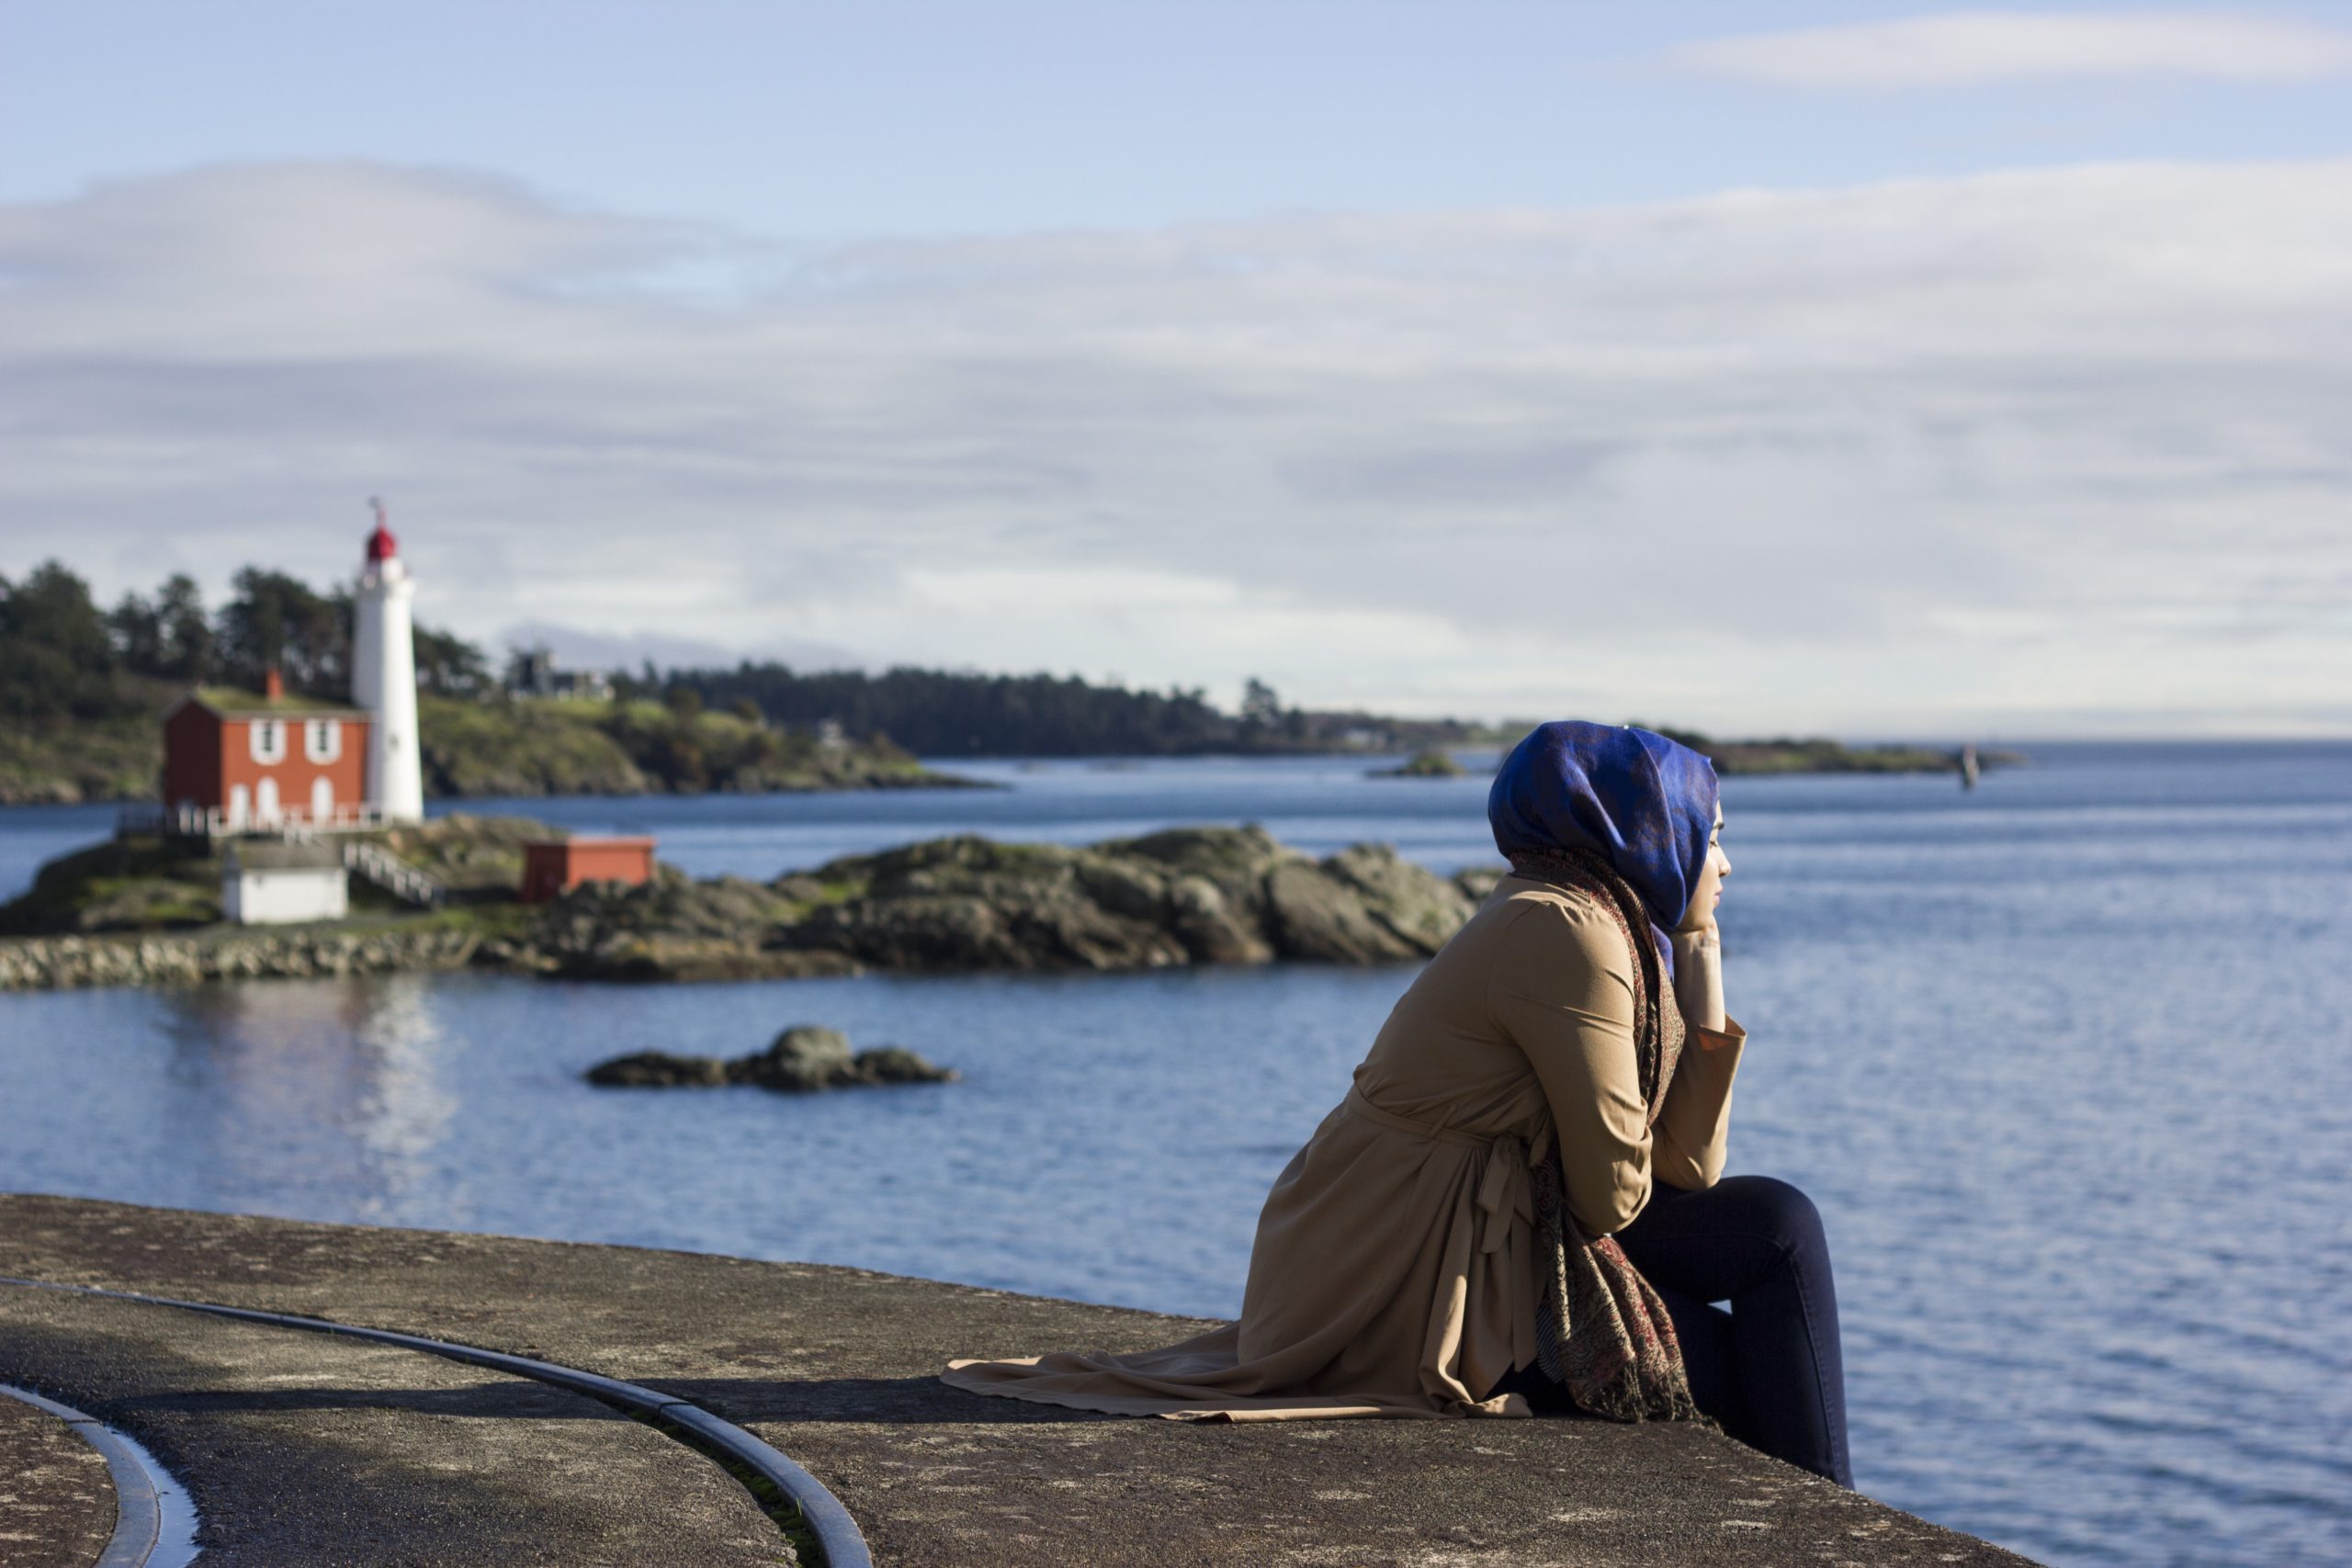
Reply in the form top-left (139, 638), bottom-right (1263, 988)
top-left (509, 644), bottom-right (616, 703)
top-left (221, 840), bottom-right (349, 926)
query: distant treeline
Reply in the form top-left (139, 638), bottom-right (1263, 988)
top-left (658, 666), bottom-right (1426, 756)
top-left (3, 556), bottom-right (1507, 761)
top-left (0, 559), bottom-right (486, 721)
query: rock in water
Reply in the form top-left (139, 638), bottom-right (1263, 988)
top-left (1453, 866), bottom-right (1506, 903)
top-left (1322, 844), bottom-right (1476, 954)
top-left (851, 1046), bottom-right (959, 1085)
top-left (583, 1050), bottom-right (734, 1088)
top-left (1264, 860), bottom-right (1419, 964)
top-left (583, 1024), bottom-right (956, 1092)
top-left (1370, 747), bottom-right (1467, 778)
top-left (742, 1025), bottom-right (857, 1091)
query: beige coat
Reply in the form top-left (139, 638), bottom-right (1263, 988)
top-left (941, 874), bottom-right (1746, 1420)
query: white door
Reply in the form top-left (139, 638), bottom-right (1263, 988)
top-left (311, 775), bottom-right (334, 823)
top-left (229, 784), bottom-right (250, 828)
top-left (256, 776), bottom-right (279, 823)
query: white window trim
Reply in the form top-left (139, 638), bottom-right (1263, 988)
top-left (304, 718), bottom-right (341, 762)
top-left (249, 718), bottom-right (287, 764)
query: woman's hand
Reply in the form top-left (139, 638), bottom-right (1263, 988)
top-left (1671, 924), bottom-right (1727, 1034)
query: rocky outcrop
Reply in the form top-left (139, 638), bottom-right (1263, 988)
top-left (513, 873), bottom-right (864, 982)
top-left (0, 924), bottom-right (481, 990)
top-left (517, 827), bottom-right (1500, 980)
top-left (1, 827), bottom-right (1515, 989)
top-left (1453, 866), bottom-right (1507, 904)
top-left (586, 1025), bottom-right (957, 1091)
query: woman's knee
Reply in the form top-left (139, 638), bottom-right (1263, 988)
top-left (1709, 1175), bottom-right (1826, 1258)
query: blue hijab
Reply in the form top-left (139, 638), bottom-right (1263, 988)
top-left (1487, 721), bottom-right (1721, 961)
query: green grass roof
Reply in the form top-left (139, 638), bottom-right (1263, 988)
top-left (186, 686), bottom-right (367, 716)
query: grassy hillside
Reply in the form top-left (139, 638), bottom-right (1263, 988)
top-left (423, 696), bottom-right (973, 795)
top-left (420, 696), bottom-right (650, 795)
top-left (0, 693), bottom-right (973, 805)
top-left (0, 713), bottom-right (158, 804)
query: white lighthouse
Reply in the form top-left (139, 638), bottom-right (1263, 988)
top-left (353, 499), bottom-right (425, 823)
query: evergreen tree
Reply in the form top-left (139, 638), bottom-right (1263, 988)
top-left (216, 568), bottom-right (346, 694)
top-left (0, 561), bottom-right (127, 720)
top-left (107, 591), bottom-right (164, 674)
top-left (414, 626), bottom-right (490, 696)
top-left (155, 575), bottom-right (212, 680)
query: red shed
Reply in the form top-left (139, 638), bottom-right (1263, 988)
top-left (161, 675), bottom-right (372, 832)
top-left (520, 837), bottom-right (658, 903)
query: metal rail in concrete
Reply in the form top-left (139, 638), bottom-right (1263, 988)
top-left (1, 1276), bottom-right (870, 1568)
top-left (1, 1379), bottom-right (198, 1568)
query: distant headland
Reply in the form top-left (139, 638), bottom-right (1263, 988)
top-left (2, 550), bottom-right (2017, 806)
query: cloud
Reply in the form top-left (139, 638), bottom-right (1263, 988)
top-left (3, 158), bottom-right (2350, 736)
top-left (1669, 9), bottom-right (2352, 89)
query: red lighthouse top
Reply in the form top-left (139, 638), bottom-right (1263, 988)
top-left (366, 498), bottom-right (397, 562)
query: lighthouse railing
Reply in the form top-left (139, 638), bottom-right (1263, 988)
top-left (119, 802), bottom-right (409, 841)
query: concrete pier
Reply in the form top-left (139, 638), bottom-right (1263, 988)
top-left (0, 1194), bottom-right (2037, 1566)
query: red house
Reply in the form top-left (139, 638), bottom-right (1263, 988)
top-left (161, 671), bottom-right (373, 832)
top-left (519, 837), bottom-right (658, 903)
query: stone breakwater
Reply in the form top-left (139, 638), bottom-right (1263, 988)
top-left (0, 924), bottom-right (481, 990)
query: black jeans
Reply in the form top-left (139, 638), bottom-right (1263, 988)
top-left (1496, 1175), bottom-right (1852, 1487)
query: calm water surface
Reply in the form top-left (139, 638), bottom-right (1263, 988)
top-left (4, 743), bottom-right (2348, 1567)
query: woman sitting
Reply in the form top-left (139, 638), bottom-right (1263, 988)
top-left (944, 720), bottom-right (1851, 1487)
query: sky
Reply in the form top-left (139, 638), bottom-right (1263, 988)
top-left (4, 3), bottom-right (2349, 739)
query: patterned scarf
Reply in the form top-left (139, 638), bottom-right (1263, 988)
top-left (1507, 843), bottom-right (1712, 1427)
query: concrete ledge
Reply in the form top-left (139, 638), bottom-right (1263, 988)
top-left (0, 1194), bottom-right (2041, 1567)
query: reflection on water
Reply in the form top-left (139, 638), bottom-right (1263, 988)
top-left (6, 742), bottom-right (2352, 1568)
top-left (154, 975), bottom-right (460, 1224)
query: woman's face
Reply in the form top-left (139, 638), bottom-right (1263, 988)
top-left (1685, 805), bottom-right (1731, 926)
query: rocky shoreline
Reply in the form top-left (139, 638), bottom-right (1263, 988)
top-left (0, 827), bottom-right (1507, 991)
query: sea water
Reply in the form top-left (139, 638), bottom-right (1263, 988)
top-left (2, 741), bottom-right (2346, 1567)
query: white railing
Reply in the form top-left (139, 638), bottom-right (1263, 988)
top-left (113, 803), bottom-right (447, 908)
top-left (342, 842), bottom-right (445, 908)
top-left (119, 803), bottom-right (401, 840)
